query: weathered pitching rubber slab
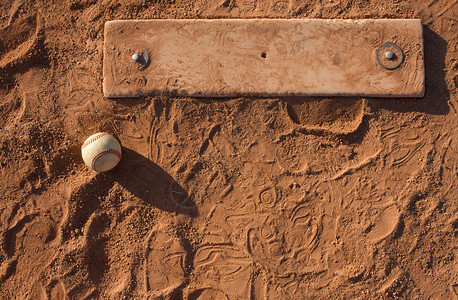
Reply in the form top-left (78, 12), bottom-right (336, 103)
top-left (103, 19), bottom-right (424, 98)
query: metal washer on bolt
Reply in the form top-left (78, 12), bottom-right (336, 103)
top-left (376, 42), bottom-right (404, 70)
top-left (131, 45), bottom-right (150, 70)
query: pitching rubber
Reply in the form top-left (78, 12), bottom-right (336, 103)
top-left (81, 132), bottom-right (122, 172)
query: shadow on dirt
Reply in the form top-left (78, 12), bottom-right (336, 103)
top-left (368, 26), bottom-right (449, 115)
top-left (114, 147), bottom-right (197, 216)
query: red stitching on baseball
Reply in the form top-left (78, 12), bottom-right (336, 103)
top-left (91, 148), bottom-right (122, 171)
top-left (81, 132), bottom-right (110, 150)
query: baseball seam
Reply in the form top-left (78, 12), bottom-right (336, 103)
top-left (81, 132), bottom-right (110, 149)
top-left (91, 148), bottom-right (122, 172)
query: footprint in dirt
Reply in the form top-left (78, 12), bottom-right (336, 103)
top-left (27, 279), bottom-right (68, 300)
top-left (0, 93), bottom-right (24, 130)
top-left (192, 243), bottom-right (252, 298)
top-left (0, 12), bottom-right (41, 73)
top-left (62, 67), bottom-right (99, 111)
top-left (2, 213), bottom-right (60, 291)
top-left (186, 288), bottom-right (229, 300)
top-left (247, 203), bottom-right (322, 276)
top-left (366, 205), bottom-right (401, 244)
top-left (144, 227), bottom-right (188, 298)
top-left (285, 97), bottom-right (368, 135)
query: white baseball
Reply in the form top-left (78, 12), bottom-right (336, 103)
top-left (81, 132), bottom-right (122, 172)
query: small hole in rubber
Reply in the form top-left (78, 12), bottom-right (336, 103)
top-left (261, 52), bottom-right (267, 58)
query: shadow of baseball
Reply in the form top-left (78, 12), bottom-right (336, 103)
top-left (113, 147), bottom-right (198, 216)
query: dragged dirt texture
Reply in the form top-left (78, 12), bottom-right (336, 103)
top-left (0, 0), bottom-right (457, 299)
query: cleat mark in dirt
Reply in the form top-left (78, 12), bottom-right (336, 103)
top-left (0, 13), bottom-right (41, 72)
top-left (199, 124), bottom-right (221, 155)
top-left (332, 149), bottom-right (382, 180)
top-left (366, 205), bottom-right (401, 244)
top-left (388, 140), bottom-right (427, 168)
top-left (16, 217), bottom-right (57, 257)
top-left (193, 243), bottom-right (252, 298)
top-left (144, 228), bottom-right (188, 298)
top-left (28, 280), bottom-right (47, 300)
top-left (187, 288), bottom-right (229, 300)
top-left (258, 186), bottom-right (279, 209)
top-left (247, 204), bottom-right (321, 276)
top-left (63, 67), bottom-right (98, 111)
top-left (194, 244), bottom-right (251, 278)
top-left (331, 120), bottom-right (383, 181)
top-left (49, 280), bottom-right (66, 300)
top-left (4, 214), bottom-right (34, 258)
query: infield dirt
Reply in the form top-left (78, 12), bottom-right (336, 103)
top-left (0, 0), bottom-right (457, 299)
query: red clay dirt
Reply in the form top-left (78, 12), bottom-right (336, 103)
top-left (0, 0), bottom-right (457, 299)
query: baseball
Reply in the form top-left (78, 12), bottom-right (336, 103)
top-left (81, 132), bottom-right (122, 172)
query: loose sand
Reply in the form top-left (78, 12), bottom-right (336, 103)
top-left (0, 0), bottom-right (457, 299)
